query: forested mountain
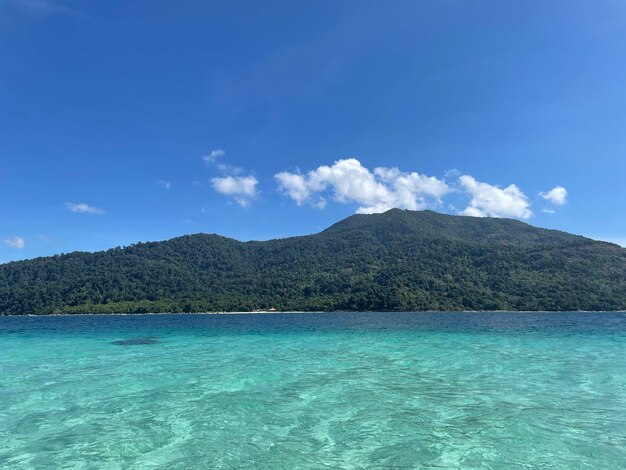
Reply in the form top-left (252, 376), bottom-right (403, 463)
top-left (1, 209), bottom-right (624, 314)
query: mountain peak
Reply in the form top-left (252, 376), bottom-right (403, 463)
top-left (321, 209), bottom-right (586, 248)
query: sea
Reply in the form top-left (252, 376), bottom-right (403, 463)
top-left (1, 312), bottom-right (625, 469)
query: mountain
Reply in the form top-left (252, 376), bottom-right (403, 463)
top-left (1, 209), bottom-right (625, 314)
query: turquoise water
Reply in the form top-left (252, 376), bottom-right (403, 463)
top-left (1, 312), bottom-right (625, 469)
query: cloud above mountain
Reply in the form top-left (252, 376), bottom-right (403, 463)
top-left (459, 175), bottom-right (533, 219)
top-left (539, 186), bottom-right (568, 206)
top-left (211, 175), bottom-right (258, 207)
top-left (273, 158), bottom-right (567, 220)
top-left (275, 158), bottom-right (451, 214)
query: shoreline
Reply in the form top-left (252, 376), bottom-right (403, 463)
top-left (4, 309), bottom-right (625, 317)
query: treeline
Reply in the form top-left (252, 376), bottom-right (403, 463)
top-left (1, 209), bottom-right (624, 314)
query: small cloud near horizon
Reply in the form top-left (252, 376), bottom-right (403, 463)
top-left (539, 186), bottom-right (568, 206)
top-left (66, 202), bottom-right (105, 214)
top-left (3, 236), bottom-right (25, 249)
top-left (211, 175), bottom-right (258, 207)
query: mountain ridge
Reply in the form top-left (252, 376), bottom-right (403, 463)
top-left (1, 210), bottom-right (624, 314)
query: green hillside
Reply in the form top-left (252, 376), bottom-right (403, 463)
top-left (1, 209), bottom-right (624, 314)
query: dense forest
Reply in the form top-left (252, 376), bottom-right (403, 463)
top-left (1, 209), bottom-right (625, 314)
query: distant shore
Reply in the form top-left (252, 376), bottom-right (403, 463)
top-left (5, 309), bottom-right (625, 317)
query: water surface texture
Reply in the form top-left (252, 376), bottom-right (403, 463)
top-left (1, 312), bottom-right (625, 468)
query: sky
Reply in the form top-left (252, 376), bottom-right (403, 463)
top-left (1, 0), bottom-right (625, 262)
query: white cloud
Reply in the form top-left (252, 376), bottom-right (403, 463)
top-left (539, 186), bottom-right (567, 206)
top-left (3, 236), bottom-right (25, 249)
top-left (274, 172), bottom-right (311, 205)
top-left (66, 202), bottom-right (105, 214)
top-left (201, 149), bottom-right (226, 164)
top-left (155, 180), bottom-right (172, 190)
top-left (275, 158), bottom-right (451, 214)
top-left (211, 175), bottom-right (258, 207)
top-left (459, 175), bottom-right (532, 219)
top-left (202, 149), bottom-right (257, 206)
top-left (211, 176), bottom-right (257, 196)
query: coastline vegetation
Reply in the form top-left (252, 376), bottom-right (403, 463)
top-left (1, 210), bottom-right (624, 315)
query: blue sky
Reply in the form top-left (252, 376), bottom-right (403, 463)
top-left (1, 0), bottom-right (625, 262)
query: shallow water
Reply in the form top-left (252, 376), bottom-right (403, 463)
top-left (1, 312), bottom-right (625, 469)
